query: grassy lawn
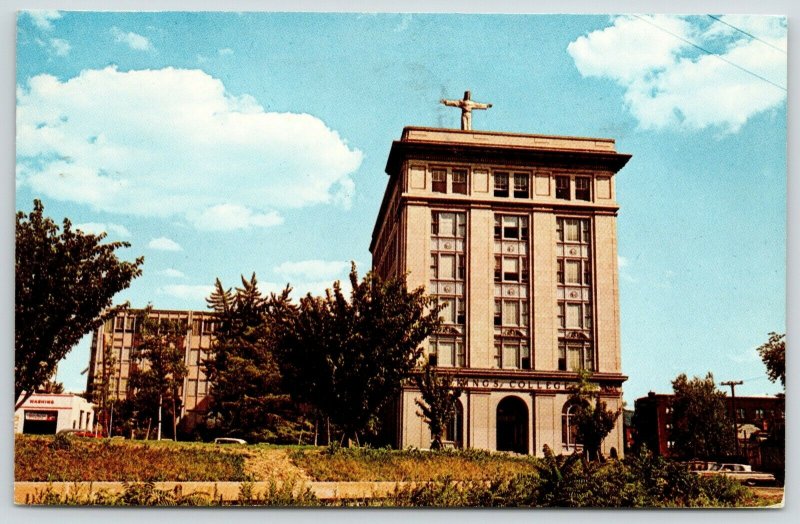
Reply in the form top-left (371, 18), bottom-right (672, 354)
top-left (14, 434), bottom-right (782, 509)
top-left (15, 434), bottom-right (539, 483)
top-left (289, 446), bottom-right (541, 481)
top-left (15, 435), bottom-right (248, 482)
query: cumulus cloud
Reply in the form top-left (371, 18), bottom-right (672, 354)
top-left (187, 203), bottom-right (283, 231)
top-left (25, 10), bottom-right (61, 31)
top-left (49, 38), bottom-right (70, 56)
top-left (148, 237), bottom-right (182, 251)
top-left (16, 67), bottom-right (364, 231)
top-left (158, 268), bottom-right (186, 278)
top-left (110, 26), bottom-right (154, 51)
top-left (74, 222), bottom-right (131, 237)
top-left (567, 15), bottom-right (786, 132)
top-left (274, 259), bottom-right (351, 281)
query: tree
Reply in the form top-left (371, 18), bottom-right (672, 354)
top-left (127, 308), bottom-right (188, 439)
top-left (670, 372), bottom-right (734, 459)
top-left (204, 275), bottom-right (307, 443)
top-left (89, 332), bottom-right (118, 436)
top-left (414, 359), bottom-right (463, 450)
top-left (756, 332), bottom-right (785, 388)
top-left (274, 264), bottom-right (442, 445)
top-left (15, 200), bottom-right (143, 408)
top-left (566, 370), bottom-right (621, 461)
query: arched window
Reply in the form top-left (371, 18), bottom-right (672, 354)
top-left (443, 399), bottom-right (464, 448)
top-left (562, 400), bottom-right (584, 453)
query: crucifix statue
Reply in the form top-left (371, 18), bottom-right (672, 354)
top-left (440, 90), bottom-right (492, 131)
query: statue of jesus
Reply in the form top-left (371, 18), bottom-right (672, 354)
top-left (440, 90), bottom-right (492, 131)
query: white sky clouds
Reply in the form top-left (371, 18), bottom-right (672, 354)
top-left (187, 204), bottom-right (283, 231)
top-left (25, 10), bottom-right (61, 31)
top-left (74, 222), bottom-right (131, 238)
top-left (567, 15), bottom-right (786, 133)
top-left (110, 27), bottom-right (153, 51)
top-left (49, 38), bottom-right (70, 56)
top-left (16, 67), bottom-right (364, 231)
top-left (148, 237), bottom-right (182, 251)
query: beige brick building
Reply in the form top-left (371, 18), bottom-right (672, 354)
top-left (371, 126), bottom-right (631, 456)
top-left (87, 309), bottom-right (216, 432)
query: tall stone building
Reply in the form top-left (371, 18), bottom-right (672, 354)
top-left (371, 125), bottom-right (631, 456)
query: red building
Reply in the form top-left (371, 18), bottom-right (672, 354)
top-left (633, 392), bottom-right (784, 459)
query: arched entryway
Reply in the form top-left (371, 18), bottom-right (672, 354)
top-left (496, 396), bottom-right (528, 454)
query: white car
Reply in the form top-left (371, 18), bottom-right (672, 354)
top-left (696, 462), bottom-right (776, 486)
top-left (214, 437), bottom-right (247, 445)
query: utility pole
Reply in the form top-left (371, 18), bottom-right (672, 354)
top-left (157, 393), bottom-right (163, 441)
top-left (721, 380), bottom-right (743, 458)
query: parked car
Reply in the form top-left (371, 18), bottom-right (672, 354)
top-left (695, 462), bottom-right (776, 486)
top-left (214, 437), bottom-right (247, 445)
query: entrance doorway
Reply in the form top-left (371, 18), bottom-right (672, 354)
top-left (496, 396), bottom-right (528, 454)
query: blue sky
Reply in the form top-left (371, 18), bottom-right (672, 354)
top-left (15, 11), bottom-right (786, 404)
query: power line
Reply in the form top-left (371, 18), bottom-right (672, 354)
top-left (630, 14), bottom-right (787, 92)
top-left (707, 15), bottom-right (787, 55)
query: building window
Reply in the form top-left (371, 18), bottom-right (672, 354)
top-left (439, 297), bottom-right (466, 325)
top-left (495, 339), bottom-right (530, 369)
top-left (452, 169), bottom-right (468, 194)
top-left (513, 173), bottom-right (529, 198)
top-left (434, 211), bottom-right (466, 238)
top-left (575, 177), bottom-right (591, 201)
top-left (556, 217), bottom-right (593, 372)
top-left (495, 215), bottom-right (529, 240)
top-left (443, 400), bottom-right (464, 447)
top-left (114, 316), bottom-right (125, 332)
top-left (431, 210), bottom-right (467, 366)
top-left (430, 337), bottom-right (465, 367)
top-left (432, 168), bottom-right (447, 193)
top-left (558, 340), bottom-right (594, 371)
top-left (494, 213), bottom-right (530, 368)
top-left (494, 172), bottom-right (509, 197)
top-left (562, 401), bottom-right (583, 452)
top-left (556, 176), bottom-right (570, 200)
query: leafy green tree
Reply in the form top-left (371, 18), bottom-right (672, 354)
top-left (414, 360), bottom-right (462, 449)
top-left (128, 308), bottom-right (188, 439)
top-left (566, 370), bottom-right (621, 461)
top-left (756, 332), bottom-right (785, 388)
top-left (204, 275), bottom-right (307, 443)
top-left (670, 372), bottom-right (734, 459)
top-left (15, 200), bottom-right (143, 408)
top-left (274, 264), bottom-right (442, 445)
top-left (89, 332), bottom-right (118, 436)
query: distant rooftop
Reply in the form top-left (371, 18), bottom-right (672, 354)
top-left (401, 126), bottom-right (618, 153)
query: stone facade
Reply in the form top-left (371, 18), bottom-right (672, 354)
top-left (371, 126), bottom-right (631, 456)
